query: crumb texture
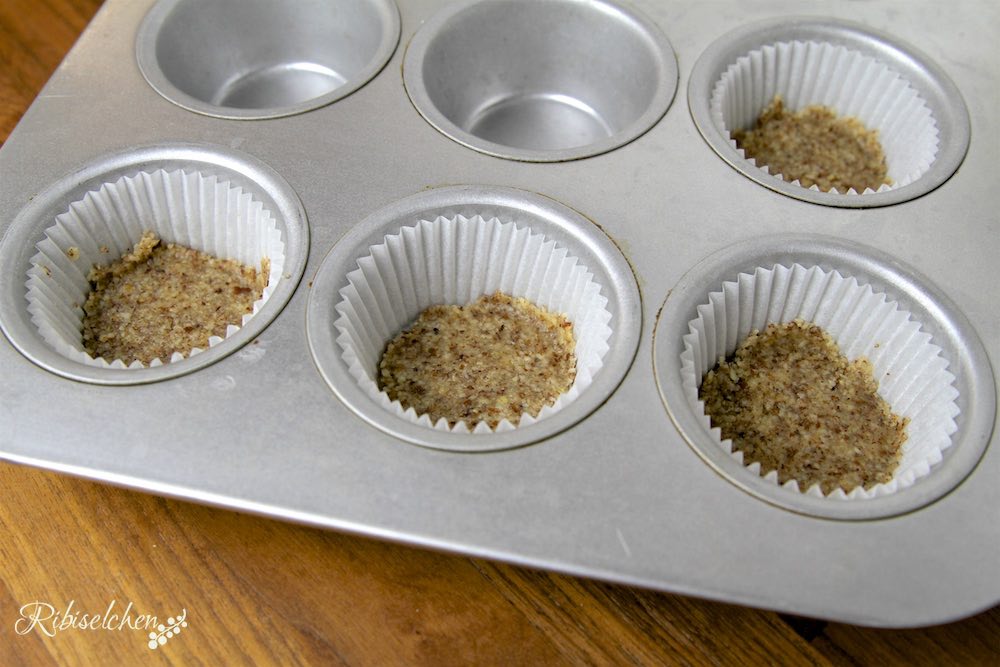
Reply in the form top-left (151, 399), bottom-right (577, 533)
top-left (82, 231), bottom-right (267, 365)
top-left (699, 319), bottom-right (908, 494)
top-left (732, 96), bottom-right (891, 194)
top-left (378, 292), bottom-right (576, 428)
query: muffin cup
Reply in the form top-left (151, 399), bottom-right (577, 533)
top-left (136, 0), bottom-right (401, 119)
top-left (688, 17), bottom-right (970, 207)
top-left (307, 186), bottom-right (641, 452)
top-left (712, 40), bottom-right (938, 194)
top-left (335, 214), bottom-right (611, 433)
top-left (26, 169), bottom-right (285, 369)
top-left (681, 263), bottom-right (958, 499)
top-left (403, 0), bottom-right (677, 162)
top-left (653, 235), bottom-right (995, 520)
top-left (0, 143), bottom-right (310, 385)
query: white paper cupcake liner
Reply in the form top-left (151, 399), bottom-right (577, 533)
top-left (681, 263), bottom-right (959, 500)
top-left (25, 168), bottom-right (285, 368)
top-left (711, 40), bottom-right (940, 194)
top-left (334, 213), bottom-right (613, 433)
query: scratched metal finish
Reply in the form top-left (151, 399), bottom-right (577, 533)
top-left (0, 0), bottom-right (997, 626)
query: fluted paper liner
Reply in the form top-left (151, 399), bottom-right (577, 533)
top-left (25, 169), bottom-right (285, 368)
top-left (681, 264), bottom-right (959, 499)
top-left (334, 214), bottom-right (613, 433)
top-left (711, 40), bottom-right (939, 194)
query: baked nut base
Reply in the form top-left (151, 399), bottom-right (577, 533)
top-left (699, 319), bottom-right (908, 494)
top-left (378, 292), bottom-right (576, 428)
top-left (82, 231), bottom-right (267, 365)
top-left (732, 96), bottom-right (891, 194)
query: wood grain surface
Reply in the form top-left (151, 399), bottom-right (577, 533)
top-left (1, 2), bottom-right (998, 665)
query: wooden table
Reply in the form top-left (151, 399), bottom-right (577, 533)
top-left (1, 2), bottom-right (997, 664)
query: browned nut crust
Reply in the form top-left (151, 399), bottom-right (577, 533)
top-left (378, 292), bottom-right (576, 428)
top-left (732, 96), bottom-right (891, 194)
top-left (82, 231), bottom-right (268, 365)
top-left (699, 319), bottom-right (907, 494)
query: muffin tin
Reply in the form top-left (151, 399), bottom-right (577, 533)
top-left (1, 0), bottom-right (998, 626)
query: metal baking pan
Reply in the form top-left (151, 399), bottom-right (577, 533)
top-left (1, 0), bottom-right (997, 627)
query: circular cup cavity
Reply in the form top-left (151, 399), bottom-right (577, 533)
top-left (0, 143), bottom-right (309, 385)
top-left (688, 17), bottom-right (970, 207)
top-left (137, 0), bottom-right (401, 120)
top-left (307, 186), bottom-right (641, 452)
top-left (403, 0), bottom-right (678, 162)
top-left (653, 235), bottom-right (995, 520)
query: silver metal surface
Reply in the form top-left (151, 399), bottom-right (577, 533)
top-left (136, 0), bottom-right (401, 119)
top-left (1, 0), bottom-right (998, 627)
top-left (403, 0), bottom-right (678, 162)
top-left (307, 185), bottom-right (641, 451)
top-left (688, 17), bottom-right (971, 208)
top-left (0, 143), bottom-right (309, 384)
top-left (653, 234), bottom-right (995, 520)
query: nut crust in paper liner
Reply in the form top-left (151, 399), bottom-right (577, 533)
top-left (334, 214), bottom-right (613, 434)
top-left (25, 168), bottom-right (285, 369)
top-left (711, 40), bottom-right (939, 195)
top-left (681, 263), bottom-right (959, 499)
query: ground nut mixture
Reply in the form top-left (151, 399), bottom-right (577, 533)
top-left (378, 292), bottom-right (576, 428)
top-left (82, 231), bottom-right (267, 365)
top-left (699, 319), bottom-right (908, 494)
top-left (732, 96), bottom-right (891, 194)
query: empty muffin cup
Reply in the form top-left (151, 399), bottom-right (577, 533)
top-left (403, 0), bottom-right (678, 162)
top-left (0, 144), bottom-right (309, 384)
top-left (653, 235), bottom-right (995, 520)
top-left (307, 186), bottom-right (641, 452)
top-left (688, 17), bottom-right (970, 207)
top-left (136, 0), bottom-right (401, 119)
